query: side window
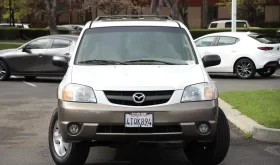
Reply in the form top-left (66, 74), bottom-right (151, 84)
top-left (51, 39), bottom-right (71, 48)
top-left (237, 22), bottom-right (247, 28)
top-left (26, 39), bottom-right (51, 49)
top-left (225, 22), bottom-right (231, 28)
top-left (195, 37), bottom-right (216, 47)
top-left (217, 37), bottom-right (239, 46)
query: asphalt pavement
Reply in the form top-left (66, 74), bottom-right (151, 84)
top-left (0, 71), bottom-right (280, 165)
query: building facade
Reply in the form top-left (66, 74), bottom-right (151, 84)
top-left (1, 0), bottom-right (279, 28)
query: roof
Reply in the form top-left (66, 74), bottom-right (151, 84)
top-left (87, 15), bottom-right (181, 28)
top-left (210, 20), bottom-right (248, 23)
top-left (40, 34), bottom-right (79, 41)
top-left (195, 32), bottom-right (259, 40)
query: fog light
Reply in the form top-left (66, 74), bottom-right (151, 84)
top-left (68, 123), bottom-right (80, 135)
top-left (198, 123), bottom-right (210, 135)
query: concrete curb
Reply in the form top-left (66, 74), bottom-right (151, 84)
top-left (219, 98), bottom-right (280, 143)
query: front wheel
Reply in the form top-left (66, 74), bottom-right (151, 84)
top-left (0, 60), bottom-right (10, 81)
top-left (48, 109), bottom-right (90, 165)
top-left (257, 67), bottom-right (276, 77)
top-left (184, 109), bottom-right (230, 165)
top-left (234, 59), bottom-right (256, 79)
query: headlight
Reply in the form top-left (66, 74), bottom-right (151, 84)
top-left (181, 83), bottom-right (218, 102)
top-left (62, 84), bottom-right (96, 103)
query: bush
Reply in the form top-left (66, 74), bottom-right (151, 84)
top-left (189, 28), bottom-right (280, 39)
top-left (0, 28), bottom-right (20, 40)
top-left (258, 21), bottom-right (280, 28)
top-left (0, 28), bottom-right (71, 40)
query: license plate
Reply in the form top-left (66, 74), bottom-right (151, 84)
top-left (125, 112), bottom-right (153, 128)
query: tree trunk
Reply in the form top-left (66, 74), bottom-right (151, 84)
top-left (44, 0), bottom-right (58, 35)
top-left (150, 0), bottom-right (157, 15)
top-left (156, 0), bottom-right (163, 15)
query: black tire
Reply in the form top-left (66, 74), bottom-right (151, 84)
top-left (184, 109), bottom-right (230, 165)
top-left (257, 67), bottom-right (276, 77)
top-left (0, 60), bottom-right (10, 81)
top-left (48, 109), bottom-right (90, 165)
top-left (24, 76), bottom-right (37, 81)
top-left (234, 58), bottom-right (256, 79)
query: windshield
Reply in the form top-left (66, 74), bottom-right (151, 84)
top-left (74, 26), bottom-right (198, 65)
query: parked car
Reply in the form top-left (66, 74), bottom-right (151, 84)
top-left (0, 35), bottom-right (78, 81)
top-left (46, 25), bottom-right (84, 35)
top-left (194, 32), bottom-right (280, 79)
top-left (48, 15), bottom-right (230, 165)
top-left (208, 20), bottom-right (261, 29)
top-left (0, 23), bottom-right (32, 28)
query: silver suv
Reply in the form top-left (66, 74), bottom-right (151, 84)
top-left (48, 15), bottom-right (230, 165)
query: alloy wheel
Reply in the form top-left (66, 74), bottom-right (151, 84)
top-left (53, 120), bottom-right (72, 157)
top-left (0, 62), bottom-right (7, 79)
top-left (236, 60), bottom-right (253, 78)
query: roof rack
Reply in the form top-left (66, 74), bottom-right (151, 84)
top-left (94, 15), bottom-right (173, 21)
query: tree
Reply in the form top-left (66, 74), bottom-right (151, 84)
top-left (156, 0), bottom-right (189, 28)
top-left (83, 0), bottom-right (140, 15)
top-left (216, 0), bottom-right (270, 25)
top-left (27, 0), bottom-right (83, 34)
top-left (0, 0), bottom-right (32, 26)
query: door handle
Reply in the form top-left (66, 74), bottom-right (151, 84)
top-left (38, 54), bottom-right (43, 57)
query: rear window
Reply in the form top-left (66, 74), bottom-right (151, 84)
top-left (74, 26), bottom-right (198, 65)
top-left (210, 23), bottom-right (217, 28)
top-left (249, 35), bottom-right (279, 44)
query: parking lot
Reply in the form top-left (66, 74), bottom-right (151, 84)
top-left (0, 70), bottom-right (280, 165)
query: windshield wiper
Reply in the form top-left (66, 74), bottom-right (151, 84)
top-left (77, 59), bottom-right (127, 65)
top-left (124, 59), bottom-right (185, 65)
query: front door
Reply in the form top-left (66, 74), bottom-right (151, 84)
top-left (195, 36), bottom-right (219, 72)
top-left (10, 38), bottom-right (52, 74)
top-left (41, 38), bottom-right (73, 75)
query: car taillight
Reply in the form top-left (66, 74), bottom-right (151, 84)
top-left (258, 47), bottom-right (274, 51)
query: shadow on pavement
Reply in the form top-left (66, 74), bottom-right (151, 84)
top-left (85, 147), bottom-right (192, 165)
top-left (7, 77), bottom-right (62, 83)
top-left (209, 74), bottom-right (280, 80)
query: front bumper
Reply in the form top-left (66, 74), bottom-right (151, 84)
top-left (58, 100), bottom-right (219, 143)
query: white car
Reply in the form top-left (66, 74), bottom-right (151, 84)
top-left (194, 32), bottom-right (280, 79)
top-left (208, 20), bottom-right (260, 29)
top-left (0, 23), bottom-right (31, 28)
top-left (47, 15), bottom-right (230, 165)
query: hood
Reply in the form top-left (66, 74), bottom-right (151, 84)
top-left (0, 49), bottom-right (16, 56)
top-left (71, 65), bottom-right (206, 91)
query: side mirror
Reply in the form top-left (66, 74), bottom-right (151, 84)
top-left (22, 46), bottom-right (31, 53)
top-left (52, 56), bottom-right (68, 68)
top-left (202, 55), bottom-right (221, 68)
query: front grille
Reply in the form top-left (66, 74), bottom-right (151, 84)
top-left (103, 90), bottom-right (174, 106)
top-left (96, 124), bottom-right (182, 133)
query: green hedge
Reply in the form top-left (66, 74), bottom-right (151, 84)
top-left (189, 28), bottom-right (280, 39)
top-left (0, 28), bottom-right (71, 40)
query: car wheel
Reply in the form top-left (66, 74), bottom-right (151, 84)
top-left (24, 76), bottom-right (37, 81)
top-left (235, 58), bottom-right (256, 79)
top-left (48, 109), bottom-right (90, 165)
top-left (257, 67), bottom-right (276, 77)
top-left (184, 108), bottom-right (230, 165)
top-left (0, 60), bottom-right (10, 81)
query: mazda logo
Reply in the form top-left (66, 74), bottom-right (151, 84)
top-left (132, 93), bottom-right (145, 103)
